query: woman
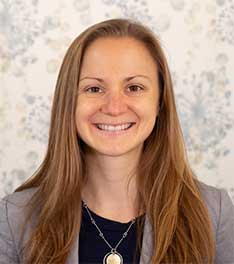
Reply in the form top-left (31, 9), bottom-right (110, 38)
top-left (0, 18), bottom-right (233, 264)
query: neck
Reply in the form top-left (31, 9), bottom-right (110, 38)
top-left (81, 148), bottom-right (143, 222)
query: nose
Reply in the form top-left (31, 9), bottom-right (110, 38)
top-left (101, 89), bottom-right (128, 116)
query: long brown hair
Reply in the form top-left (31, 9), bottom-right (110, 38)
top-left (15, 18), bottom-right (215, 263)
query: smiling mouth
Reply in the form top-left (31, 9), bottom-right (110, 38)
top-left (93, 122), bottom-right (136, 132)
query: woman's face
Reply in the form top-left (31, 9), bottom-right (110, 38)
top-left (76, 37), bottom-right (160, 157)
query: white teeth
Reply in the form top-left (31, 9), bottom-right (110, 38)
top-left (96, 123), bottom-right (133, 131)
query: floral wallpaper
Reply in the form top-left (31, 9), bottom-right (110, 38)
top-left (0, 0), bottom-right (234, 203)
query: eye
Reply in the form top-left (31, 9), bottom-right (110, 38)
top-left (83, 85), bottom-right (144, 94)
top-left (127, 85), bottom-right (144, 92)
top-left (85, 86), bottom-right (103, 93)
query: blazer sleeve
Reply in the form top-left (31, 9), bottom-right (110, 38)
top-left (0, 196), bottom-right (20, 264)
top-left (215, 188), bottom-right (234, 264)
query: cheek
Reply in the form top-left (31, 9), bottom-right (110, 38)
top-left (139, 99), bottom-right (158, 130)
top-left (76, 98), bottom-right (91, 119)
top-left (142, 112), bottom-right (157, 140)
top-left (75, 99), bottom-right (97, 132)
top-left (138, 96), bottom-right (158, 118)
top-left (75, 108), bottom-right (82, 136)
top-left (75, 101), bottom-right (89, 133)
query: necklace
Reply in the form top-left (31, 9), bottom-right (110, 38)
top-left (82, 201), bottom-right (136, 264)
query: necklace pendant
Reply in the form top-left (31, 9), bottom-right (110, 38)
top-left (103, 251), bottom-right (123, 264)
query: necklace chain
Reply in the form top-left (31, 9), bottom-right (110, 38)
top-left (82, 201), bottom-right (136, 251)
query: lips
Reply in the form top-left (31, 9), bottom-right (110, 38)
top-left (92, 122), bottom-right (136, 135)
top-left (96, 123), bottom-right (134, 131)
top-left (93, 122), bottom-right (136, 126)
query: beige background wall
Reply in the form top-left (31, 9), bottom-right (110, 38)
top-left (0, 0), bottom-right (234, 202)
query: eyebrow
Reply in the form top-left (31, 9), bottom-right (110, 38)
top-left (79, 75), bottom-right (152, 83)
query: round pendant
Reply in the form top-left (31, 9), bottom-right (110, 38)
top-left (103, 251), bottom-right (123, 264)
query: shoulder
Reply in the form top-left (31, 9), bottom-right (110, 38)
top-left (1, 187), bottom-right (40, 225)
top-left (1, 187), bottom-right (39, 207)
top-left (196, 180), bottom-right (234, 263)
top-left (196, 180), bottom-right (234, 227)
top-left (0, 187), bottom-right (39, 263)
top-left (1, 186), bottom-right (40, 230)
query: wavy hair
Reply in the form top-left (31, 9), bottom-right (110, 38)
top-left (15, 18), bottom-right (215, 263)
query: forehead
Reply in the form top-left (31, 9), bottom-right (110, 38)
top-left (80, 37), bottom-right (158, 76)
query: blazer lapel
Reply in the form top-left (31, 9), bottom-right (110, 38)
top-left (66, 237), bottom-right (79, 264)
top-left (66, 214), bottom-right (153, 263)
top-left (139, 214), bottom-right (153, 263)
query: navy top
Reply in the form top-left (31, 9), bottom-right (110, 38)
top-left (79, 200), bottom-right (145, 264)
